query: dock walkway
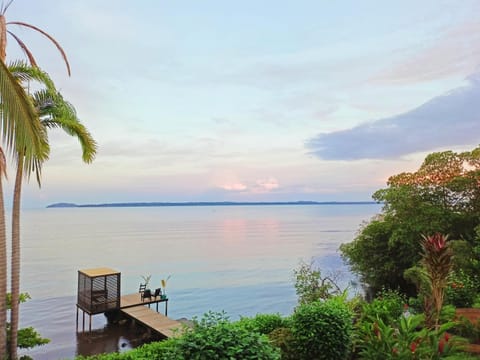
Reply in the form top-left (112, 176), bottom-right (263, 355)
top-left (119, 293), bottom-right (182, 338)
top-left (121, 305), bottom-right (182, 338)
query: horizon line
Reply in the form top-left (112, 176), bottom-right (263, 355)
top-left (46, 200), bottom-right (380, 209)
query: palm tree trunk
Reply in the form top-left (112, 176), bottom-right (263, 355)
top-left (0, 15), bottom-right (7, 62)
top-left (0, 175), bottom-right (7, 359)
top-left (9, 155), bottom-right (23, 359)
top-left (0, 22), bottom-right (8, 360)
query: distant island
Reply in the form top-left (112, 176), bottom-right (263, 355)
top-left (47, 201), bottom-right (378, 208)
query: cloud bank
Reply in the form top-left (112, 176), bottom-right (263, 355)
top-left (307, 73), bottom-right (480, 160)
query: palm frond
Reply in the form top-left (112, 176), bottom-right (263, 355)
top-left (40, 99), bottom-right (97, 163)
top-left (7, 30), bottom-right (37, 68)
top-left (7, 21), bottom-right (71, 76)
top-left (28, 83), bottom-right (96, 164)
top-left (8, 60), bottom-right (55, 92)
top-left (0, 59), bottom-right (49, 161)
top-left (9, 63), bottom-right (95, 184)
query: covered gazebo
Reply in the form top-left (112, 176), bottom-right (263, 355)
top-left (76, 267), bottom-right (121, 331)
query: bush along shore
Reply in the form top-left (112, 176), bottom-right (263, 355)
top-left (77, 147), bottom-right (480, 360)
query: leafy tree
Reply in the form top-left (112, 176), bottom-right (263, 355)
top-left (293, 260), bottom-right (341, 305)
top-left (341, 147), bottom-right (480, 296)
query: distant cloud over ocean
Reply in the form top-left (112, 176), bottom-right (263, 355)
top-left (307, 72), bottom-right (480, 160)
top-left (219, 177), bottom-right (279, 194)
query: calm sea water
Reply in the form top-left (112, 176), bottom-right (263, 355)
top-left (14, 204), bottom-right (381, 359)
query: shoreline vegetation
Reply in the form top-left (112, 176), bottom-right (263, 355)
top-left (46, 201), bottom-right (378, 208)
top-left (74, 146), bottom-right (480, 359)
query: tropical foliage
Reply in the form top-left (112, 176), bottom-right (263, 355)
top-left (341, 147), bottom-right (480, 296)
top-left (356, 313), bottom-right (458, 360)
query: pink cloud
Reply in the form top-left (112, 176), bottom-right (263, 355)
top-left (218, 178), bottom-right (280, 193)
top-left (221, 182), bottom-right (247, 191)
top-left (255, 178), bottom-right (279, 192)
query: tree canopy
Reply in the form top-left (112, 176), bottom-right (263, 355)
top-left (341, 146), bottom-right (480, 296)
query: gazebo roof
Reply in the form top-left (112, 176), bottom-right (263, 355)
top-left (79, 267), bottom-right (120, 278)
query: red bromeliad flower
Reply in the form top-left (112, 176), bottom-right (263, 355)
top-left (444, 333), bottom-right (450, 342)
top-left (410, 341), bottom-right (417, 353)
top-left (438, 338), bottom-right (445, 353)
top-left (424, 233), bottom-right (448, 252)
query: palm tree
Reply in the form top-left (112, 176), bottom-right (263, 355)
top-left (7, 63), bottom-right (95, 359)
top-left (0, 1), bottom-right (70, 357)
top-left (0, 55), bottom-right (48, 360)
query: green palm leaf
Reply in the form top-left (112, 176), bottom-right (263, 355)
top-left (0, 59), bottom-right (48, 160)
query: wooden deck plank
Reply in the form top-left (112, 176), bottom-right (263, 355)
top-left (120, 304), bottom-right (182, 338)
top-left (120, 293), bottom-right (169, 318)
top-left (120, 293), bottom-right (168, 310)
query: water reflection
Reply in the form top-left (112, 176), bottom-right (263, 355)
top-left (76, 324), bottom-right (138, 356)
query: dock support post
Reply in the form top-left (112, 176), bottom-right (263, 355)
top-left (165, 300), bottom-right (168, 316)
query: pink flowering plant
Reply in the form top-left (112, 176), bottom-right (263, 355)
top-left (420, 233), bottom-right (453, 329)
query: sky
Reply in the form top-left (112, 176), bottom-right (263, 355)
top-left (3, 0), bottom-right (480, 208)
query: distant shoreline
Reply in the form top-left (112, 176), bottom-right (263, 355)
top-left (46, 201), bottom-right (379, 209)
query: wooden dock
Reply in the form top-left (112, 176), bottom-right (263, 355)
top-left (119, 293), bottom-right (182, 338)
top-left (121, 305), bottom-right (182, 338)
top-left (77, 292), bottom-right (182, 337)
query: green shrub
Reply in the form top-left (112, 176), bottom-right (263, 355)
top-left (473, 294), bottom-right (480, 308)
top-left (268, 327), bottom-right (296, 360)
top-left (360, 289), bottom-right (407, 326)
top-left (170, 311), bottom-right (280, 360)
top-left (445, 270), bottom-right (478, 308)
top-left (124, 338), bottom-right (178, 359)
top-left (290, 298), bottom-right (352, 360)
top-left (237, 313), bottom-right (286, 335)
